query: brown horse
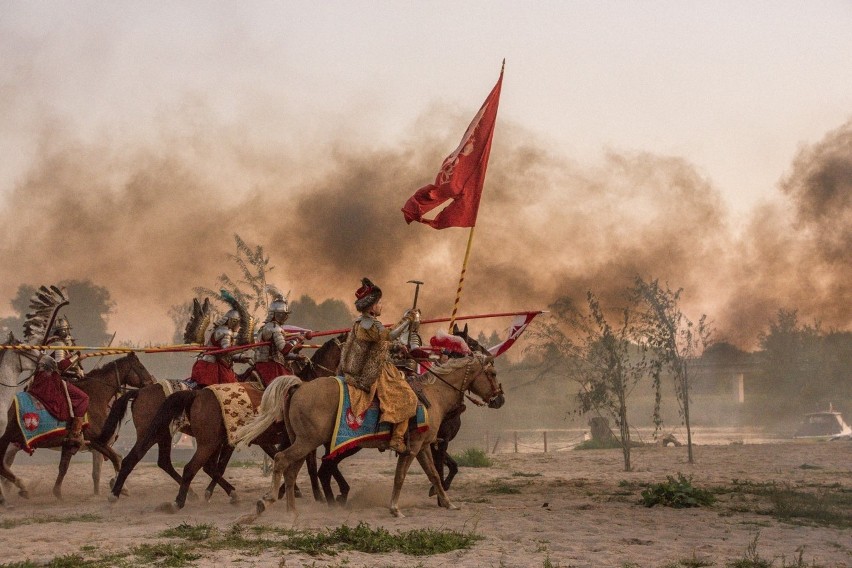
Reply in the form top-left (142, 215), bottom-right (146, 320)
top-left (238, 352), bottom-right (503, 519)
top-left (0, 352), bottom-right (155, 503)
top-left (105, 338), bottom-right (342, 505)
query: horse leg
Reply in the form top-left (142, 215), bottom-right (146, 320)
top-left (92, 450), bottom-right (102, 495)
top-left (416, 447), bottom-right (458, 510)
top-left (317, 458), bottom-right (336, 506)
top-left (171, 442), bottom-right (220, 512)
top-left (53, 446), bottom-right (75, 500)
top-left (203, 445), bottom-right (237, 504)
top-left (389, 452), bottom-right (417, 518)
top-left (258, 441), bottom-right (313, 516)
top-left (429, 439), bottom-right (448, 497)
top-left (443, 453), bottom-right (459, 491)
top-left (329, 447), bottom-right (357, 505)
top-left (283, 456), bottom-right (307, 512)
top-left (305, 450), bottom-right (322, 502)
top-left (0, 436), bottom-right (28, 500)
top-left (109, 429), bottom-right (162, 502)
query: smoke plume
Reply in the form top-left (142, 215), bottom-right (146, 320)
top-left (0, 110), bottom-right (850, 347)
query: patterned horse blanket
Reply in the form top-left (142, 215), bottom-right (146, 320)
top-left (13, 392), bottom-right (89, 454)
top-left (327, 375), bottom-right (428, 459)
top-left (208, 383), bottom-right (262, 446)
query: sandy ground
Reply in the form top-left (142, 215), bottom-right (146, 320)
top-left (0, 441), bottom-right (849, 568)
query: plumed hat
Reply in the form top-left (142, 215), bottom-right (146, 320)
top-left (354, 277), bottom-right (382, 312)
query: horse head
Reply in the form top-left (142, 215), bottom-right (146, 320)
top-left (98, 352), bottom-right (156, 389)
top-left (465, 353), bottom-right (504, 409)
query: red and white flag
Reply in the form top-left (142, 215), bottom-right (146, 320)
top-left (487, 311), bottom-right (541, 357)
top-left (402, 64), bottom-right (503, 229)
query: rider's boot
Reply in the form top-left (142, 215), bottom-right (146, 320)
top-left (64, 417), bottom-right (86, 448)
top-left (389, 420), bottom-right (409, 455)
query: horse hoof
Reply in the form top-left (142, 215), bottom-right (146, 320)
top-left (336, 495), bottom-right (348, 506)
top-left (52, 490), bottom-right (63, 501)
top-left (204, 490), bottom-right (213, 503)
top-left (120, 488), bottom-right (129, 496)
top-left (390, 508), bottom-right (405, 518)
top-left (448, 503), bottom-right (460, 511)
top-left (107, 493), bottom-right (119, 504)
top-left (255, 500), bottom-right (266, 515)
top-left (229, 491), bottom-right (239, 505)
top-left (187, 490), bottom-right (199, 502)
top-left (19, 490), bottom-right (29, 499)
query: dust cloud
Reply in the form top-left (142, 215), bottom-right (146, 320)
top-left (0, 111), bottom-right (850, 347)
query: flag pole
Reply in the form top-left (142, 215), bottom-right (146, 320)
top-left (448, 226), bottom-right (476, 332)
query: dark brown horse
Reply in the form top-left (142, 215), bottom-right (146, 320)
top-left (0, 353), bottom-right (155, 504)
top-left (105, 339), bottom-right (342, 506)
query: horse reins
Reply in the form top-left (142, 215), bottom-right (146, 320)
top-left (0, 348), bottom-right (40, 388)
top-left (421, 356), bottom-right (500, 407)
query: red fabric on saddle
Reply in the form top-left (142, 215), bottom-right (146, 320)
top-left (191, 359), bottom-right (237, 386)
top-left (25, 370), bottom-right (89, 421)
top-left (255, 361), bottom-right (291, 387)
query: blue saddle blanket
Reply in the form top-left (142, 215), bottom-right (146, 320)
top-left (327, 376), bottom-right (428, 459)
top-left (13, 392), bottom-right (88, 453)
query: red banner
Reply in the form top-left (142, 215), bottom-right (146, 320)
top-left (402, 65), bottom-right (503, 229)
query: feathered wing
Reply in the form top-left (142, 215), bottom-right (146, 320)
top-left (265, 283), bottom-right (284, 303)
top-left (23, 285), bottom-right (69, 344)
top-left (183, 297), bottom-right (211, 344)
top-left (220, 289), bottom-right (255, 346)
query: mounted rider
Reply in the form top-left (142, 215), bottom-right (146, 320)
top-left (187, 291), bottom-right (253, 388)
top-left (339, 278), bottom-right (418, 454)
top-left (253, 285), bottom-right (311, 387)
top-left (26, 355), bottom-right (90, 448)
top-left (46, 316), bottom-right (84, 381)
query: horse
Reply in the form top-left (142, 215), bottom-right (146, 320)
top-left (239, 351), bottom-right (503, 518)
top-left (104, 338), bottom-right (342, 506)
top-left (314, 326), bottom-right (495, 506)
top-left (0, 335), bottom-right (38, 441)
top-left (0, 352), bottom-right (155, 503)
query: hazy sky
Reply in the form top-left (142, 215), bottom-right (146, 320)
top-left (2, 2), bottom-right (851, 345)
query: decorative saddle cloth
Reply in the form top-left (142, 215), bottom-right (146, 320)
top-left (208, 383), bottom-right (262, 446)
top-left (326, 375), bottom-right (428, 460)
top-left (13, 392), bottom-right (89, 454)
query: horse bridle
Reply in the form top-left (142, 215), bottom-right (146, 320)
top-left (425, 354), bottom-right (502, 407)
top-left (0, 347), bottom-right (41, 388)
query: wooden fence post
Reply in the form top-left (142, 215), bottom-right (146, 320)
top-left (485, 431), bottom-right (490, 453)
top-left (513, 431), bottom-right (518, 453)
top-left (543, 431), bottom-right (548, 453)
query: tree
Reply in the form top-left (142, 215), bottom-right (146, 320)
top-left (288, 295), bottom-right (352, 332)
top-left (173, 234), bottom-right (275, 338)
top-left (527, 292), bottom-right (646, 472)
top-left (630, 277), bottom-right (711, 464)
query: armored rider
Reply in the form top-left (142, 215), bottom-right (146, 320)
top-left (254, 287), bottom-right (311, 387)
top-left (339, 278), bottom-right (418, 454)
top-left (47, 316), bottom-right (84, 381)
top-left (189, 309), bottom-right (242, 387)
top-left (27, 355), bottom-right (90, 448)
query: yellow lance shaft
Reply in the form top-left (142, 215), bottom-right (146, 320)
top-left (448, 226), bottom-right (476, 332)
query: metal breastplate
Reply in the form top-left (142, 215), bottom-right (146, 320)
top-left (201, 326), bottom-right (233, 364)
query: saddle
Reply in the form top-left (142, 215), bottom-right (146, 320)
top-left (404, 372), bottom-right (431, 409)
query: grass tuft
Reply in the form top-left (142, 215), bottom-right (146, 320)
top-left (452, 448), bottom-right (493, 468)
top-left (640, 473), bottom-right (715, 508)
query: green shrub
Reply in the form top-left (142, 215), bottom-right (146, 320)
top-left (452, 447), bottom-right (493, 467)
top-left (640, 473), bottom-right (716, 508)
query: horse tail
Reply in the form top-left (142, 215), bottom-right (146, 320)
top-left (234, 375), bottom-right (302, 448)
top-left (94, 389), bottom-right (140, 445)
top-left (136, 389), bottom-right (198, 450)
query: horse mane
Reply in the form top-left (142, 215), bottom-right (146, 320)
top-left (428, 353), bottom-right (486, 377)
